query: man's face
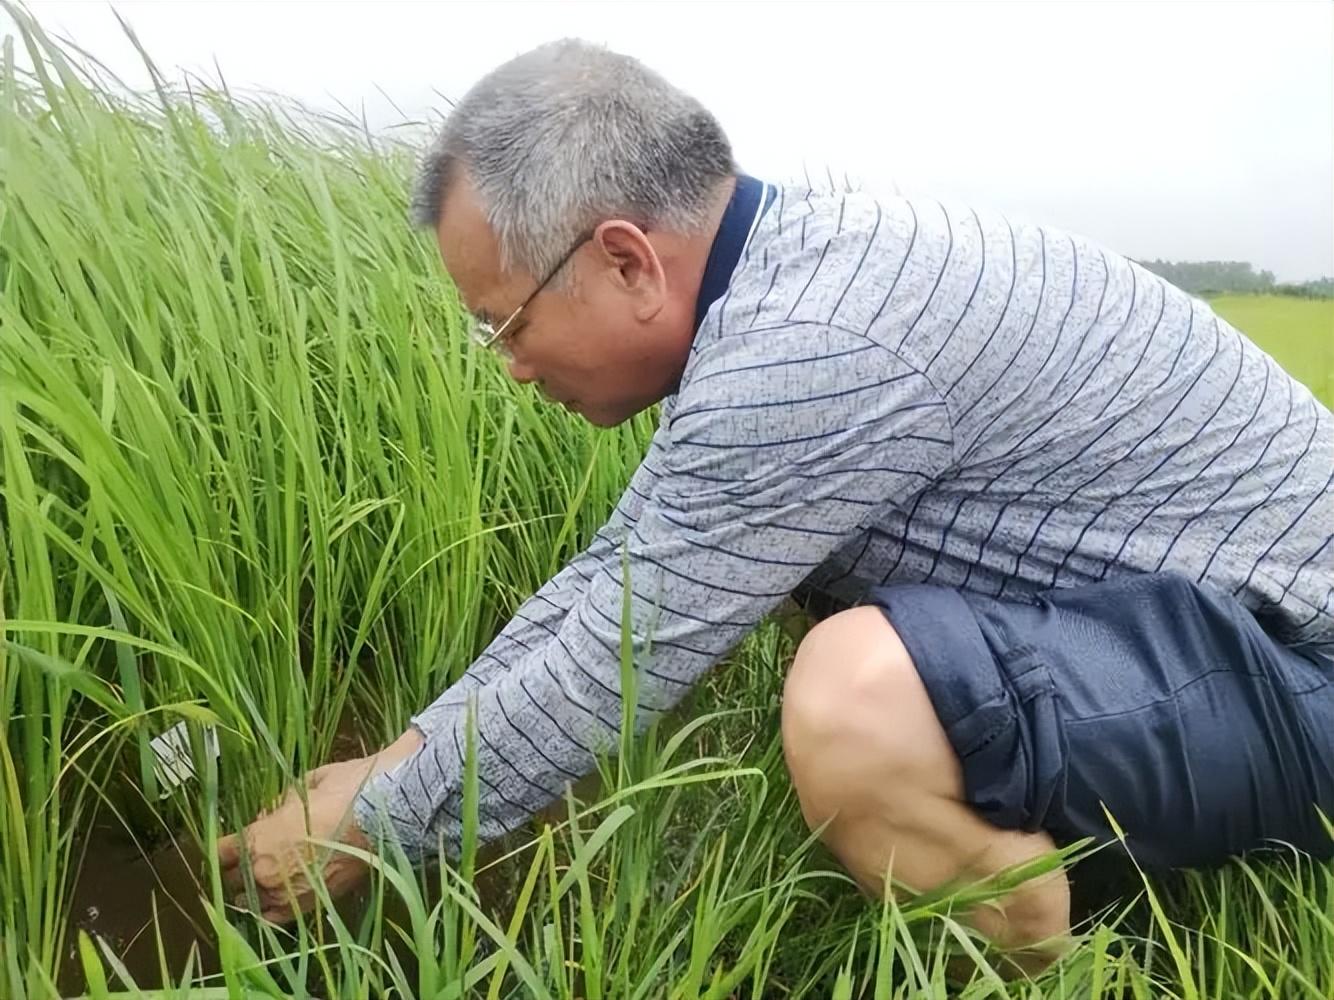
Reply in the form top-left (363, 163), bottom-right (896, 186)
top-left (434, 177), bottom-right (692, 427)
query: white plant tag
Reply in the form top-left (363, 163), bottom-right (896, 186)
top-left (149, 721), bottom-right (220, 797)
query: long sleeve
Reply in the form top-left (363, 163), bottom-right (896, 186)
top-left (353, 324), bottom-right (954, 859)
top-left (407, 419), bottom-right (672, 735)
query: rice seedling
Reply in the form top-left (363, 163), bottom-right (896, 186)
top-left (2, 6), bottom-right (1330, 998)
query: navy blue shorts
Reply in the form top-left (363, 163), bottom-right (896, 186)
top-left (864, 572), bottom-right (1334, 870)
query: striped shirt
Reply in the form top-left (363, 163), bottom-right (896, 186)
top-left (355, 175), bottom-right (1334, 858)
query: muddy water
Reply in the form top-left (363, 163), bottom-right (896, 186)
top-left (55, 712), bottom-right (372, 994)
top-left (55, 711), bottom-right (533, 996)
top-left (57, 820), bottom-right (220, 993)
top-left (57, 833), bottom-right (530, 995)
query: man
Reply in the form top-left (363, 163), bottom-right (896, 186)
top-left (219, 38), bottom-right (1334, 970)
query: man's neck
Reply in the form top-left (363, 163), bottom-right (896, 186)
top-left (678, 175), bottom-right (741, 328)
top-left (651, 173), bottom-right (766, 401)
top-left (688, 174), bottom-right (775, 334)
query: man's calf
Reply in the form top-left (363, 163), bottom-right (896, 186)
top-left (780, 607), bottom-right (1072, 974)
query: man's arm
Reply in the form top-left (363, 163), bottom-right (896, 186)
top-left (355, 326), bottom-right (955, 859)
top-left (407, 422), bottom-right (671, 735)
top-left (215, 418), bottom-right (675, 917)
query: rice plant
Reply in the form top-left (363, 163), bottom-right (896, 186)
top-left (2, 6), bottom-right (1331, 998)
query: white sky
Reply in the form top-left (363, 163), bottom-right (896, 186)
top-left (17, 0), bottom-right (1334, 281)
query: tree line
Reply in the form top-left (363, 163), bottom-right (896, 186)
top-left (1138, 259), bottom-right (1334, 298)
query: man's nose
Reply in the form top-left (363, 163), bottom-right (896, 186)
top-left (506, 355), bottom-right (539, 384)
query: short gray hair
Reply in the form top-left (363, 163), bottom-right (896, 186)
top-left (411, 39), bottom-right (735, 281)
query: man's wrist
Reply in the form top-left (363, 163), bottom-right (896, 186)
top-left (342, 809), bottom-right (374, 851)
top-left (373, 726), bottom-right (425, 770)
top-left (339, 726), bottom-right (430, 861)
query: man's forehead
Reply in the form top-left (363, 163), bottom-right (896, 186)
top-left (435, 180), bottom-right (510, 313)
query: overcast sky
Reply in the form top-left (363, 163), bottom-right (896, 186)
top-left (19, 0), bottom-right (1334, 281)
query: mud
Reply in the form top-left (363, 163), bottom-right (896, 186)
top-left (57, 818), bottom-right (219, 994)
top-left (54, 706), bottom-right (531, 995)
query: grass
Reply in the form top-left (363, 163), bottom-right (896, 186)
top-left (1211, 295), bottom-right (1334, 404)
top-left (1, 7), bottom-right (1331, 998)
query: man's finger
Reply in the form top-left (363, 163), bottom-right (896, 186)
top-left (217, 832), bottom-right (241, 870)
top-left (219, 831), bottom-right (255, 898)
top-left (261, 905), bottom-right (297, 926)
top-left (259, 884), bottom-right (303, 925)
top-left (260, 892), bottom-right (303, 925)
top-left (229, 878), bottom-right (284, 919)
top-left (222, 864), bottom-right (246, 899)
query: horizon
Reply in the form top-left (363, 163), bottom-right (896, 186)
top-left (13, 0), bottom-right (1334, 282)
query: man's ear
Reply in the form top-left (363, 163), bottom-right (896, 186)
top-left (593, 220), bottom-right (662, 294)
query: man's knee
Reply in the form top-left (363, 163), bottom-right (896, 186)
top-left (782, 606), bottom-right (912, 736)
top-left (780, 605), bottom-right (1072, 965)
top-left (781, 606), bottom-right (961, 819)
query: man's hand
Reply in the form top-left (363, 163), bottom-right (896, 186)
top-left (217, 728), bottom-right (424, 924)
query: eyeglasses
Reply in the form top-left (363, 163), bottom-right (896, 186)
top-left (469, 232), bottom-right (592, 360)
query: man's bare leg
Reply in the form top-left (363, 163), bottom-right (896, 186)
top-left (780, 606), bottom-right (1072, 976)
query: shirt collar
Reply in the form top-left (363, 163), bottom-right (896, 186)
top-left (693, 174), bottom-right (776, 332)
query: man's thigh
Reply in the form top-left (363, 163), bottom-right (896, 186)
top-left (863, 571), bottom-right (1334, 870)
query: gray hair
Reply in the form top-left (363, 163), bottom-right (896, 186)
top-left (411, 39), bottom-right (735, 281)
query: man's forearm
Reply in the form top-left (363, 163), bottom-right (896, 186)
top-left (374, 727), bottom-right (426, 765)
top-left (348, 727), bottom-right (427, 846)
